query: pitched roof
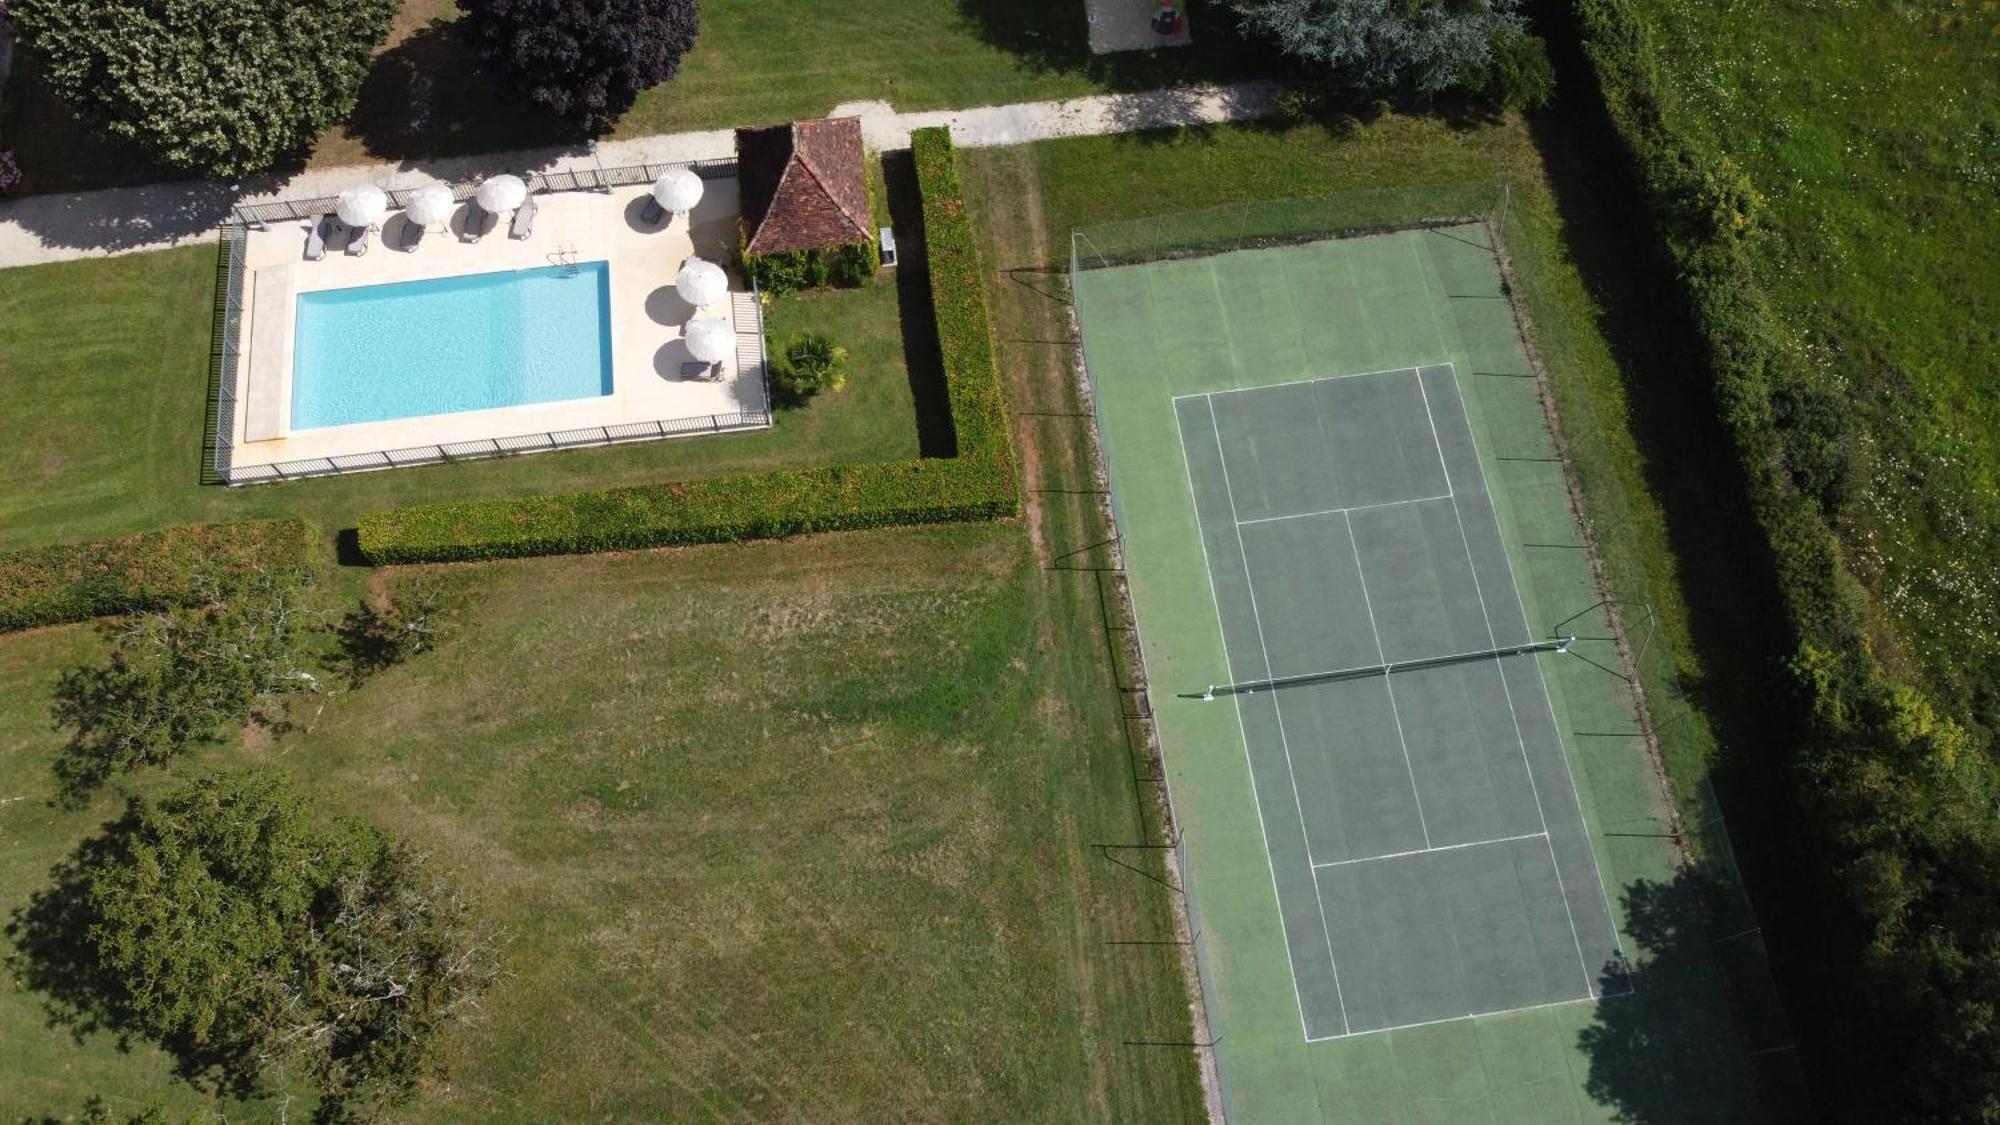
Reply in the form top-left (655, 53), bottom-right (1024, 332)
top-left (735, 117), bottom-right (873, 255)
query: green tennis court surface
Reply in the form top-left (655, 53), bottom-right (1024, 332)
top-left (1175, 365), bottom-right (1627, 1042)
top-left (1074, 224), bottom-right (1772, 1122)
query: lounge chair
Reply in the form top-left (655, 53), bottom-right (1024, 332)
top-left (399, 220), bottom-right (425, 252)
top-left (681, 361), bottom-right (722, 382)
top-left (639, 196), bottom-right (665, 226)
top-left (346, 224), bottom-right (372, 257)
top-left (304, 216), bottom-right (330, 261)
top-left (460, 201), bottom-right (491, 243)
top-left (509, 195), bottom-right (537, 241)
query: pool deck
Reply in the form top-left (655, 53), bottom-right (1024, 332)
top-left (226, 179), bottom-right (767, 475)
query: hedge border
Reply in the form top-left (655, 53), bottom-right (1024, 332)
top-left (356, 128), bottom-right (1016, 565)
top-left (0, 519), bottom-right (321, 633)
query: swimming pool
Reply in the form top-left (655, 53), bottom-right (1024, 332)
top-left (290, 261), bottom-right (612, 430)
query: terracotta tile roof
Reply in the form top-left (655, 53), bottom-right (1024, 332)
top-left (735, 117), bottom-right (874, 255)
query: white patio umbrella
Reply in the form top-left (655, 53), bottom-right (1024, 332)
top-left (675, 257), bottom-right (728, 309)
top-left (335, 184), bottom-right (388, 229)
top-left (684, 317), bottom-right (733, 364)
top-left (475, 173), bottom-right (528, 214)
top-left (651, 167), bottom-right (704, 216)
top-left (403, 184), bottom-right (455, 229)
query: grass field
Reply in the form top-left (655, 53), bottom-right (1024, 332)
top-left (0, 246), bottom-right (930, 554)
top-left (0, 525), bottom-right (1206, 1120)
top-left (1622, 0), bottom-right (2000, 705)
top-left (1, 0), bottom-right (1259, 192)
top-left (959, 115), bottom-right (1805, 1119)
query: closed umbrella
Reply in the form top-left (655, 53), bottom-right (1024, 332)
top-left (675, 257), bottom-right (728, 309)
top-left (475, 174), bottom-right (528, 214)
top-left (651, 167), bottom-right (705, 216)
top-left (404, 184), bottom-right (455, 229)
top-left (684, 318), bottom-right (733, 364)
top-left (336, 184), bottom-right (388, 229)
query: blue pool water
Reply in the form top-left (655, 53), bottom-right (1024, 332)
top-left (290, 262), bottom-right (613, 430)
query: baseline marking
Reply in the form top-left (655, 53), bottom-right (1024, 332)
top-left (1235, 493), bottom-right (1453, 527)
top-left (1311, 831), bottom-right (1547, 871)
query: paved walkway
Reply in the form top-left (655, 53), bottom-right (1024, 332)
top-left (0, 80), bottom-right (1276, 268)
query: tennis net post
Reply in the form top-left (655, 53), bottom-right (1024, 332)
top-left (1198, 636), bottom-right (1577, 701)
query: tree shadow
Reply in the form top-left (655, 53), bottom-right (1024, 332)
top-left (4, 806), bottom-right (261, 1098)
top-left (1579, 869), bottom-right (1806, 1123)
top-left (880, 149), bottom-right (957, 458)
top-left (951, 0), bottom-right (1264, 92)
top-left (342, 16), bottom-right (578, 165)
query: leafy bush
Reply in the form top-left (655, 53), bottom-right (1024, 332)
top-left (745, 241), bottom-right (879, 294)
top-left (6, 770), bottom-right (498, 1118)
top-left (1481, 27), bottom-right (1556, 111)
top-left (0, 519), bottom-right (320, 633)
top-left (7, 0), bottom-right (397, 175)
top-left (356, 129), bottom-right (1016, 564)
top-left (460, 0), bottom-right (700, 131)
top-left (1571, 0), bottom-right (2000, 1114)
top-left (772, 333), bottom-right (849, 401)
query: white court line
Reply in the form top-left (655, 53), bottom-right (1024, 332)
top-left (1202, 394), bottom-right (1355, 1038)
top-left (1301, 991), bottom-right (1605, 1044)
top-left (1167, 363), bottom-right (1422, 403)
top-left (1419, 363), bottom-right (1634, 981)
top-left (1311, 831), bottom-right (1546, 871)
top-left (1341, 509), bottom-right (1433, 849)
top-left (1172, 400), bottom-right (1341, 1041)
top-left (1414, 364), bottom-right (1598, 997)
top-left (1235, 492), bottom-right (1453, 527)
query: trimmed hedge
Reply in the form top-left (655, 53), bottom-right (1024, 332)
top-left (745, 240), bottom-right (880, 293)
top-left (0, 519), bottom-right (320, 632)
top-left (1570, 0), bottom-right (2000, 1115)
top-left (358, 128), bottom-right (1016, 565)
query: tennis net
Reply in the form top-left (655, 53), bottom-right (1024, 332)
top-left (1200, 637), bottom-right (1575, 700)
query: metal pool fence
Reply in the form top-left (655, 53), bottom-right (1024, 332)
top-left (208, 159), bottom-right (773, 486)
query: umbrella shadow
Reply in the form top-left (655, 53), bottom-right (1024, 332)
top-left (645, 284), bottom-right (697, 326)
top-left (624, 194), bottom-right (671, 233)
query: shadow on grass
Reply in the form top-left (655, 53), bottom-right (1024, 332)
top-left (1529, 11), bottom-right (1827, 1105)
top-left (343, 17), bottom-right (579, 166)
top-left (951, 0), bottom-right (1261, 90)
top-left (881, 149), bottom-right (957, 458)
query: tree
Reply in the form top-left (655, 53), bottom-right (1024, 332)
top-left (6, 771), bottom-right (499, 1118)
top-left (460, 0), bottom-right (700, 131)
top-left (7, 0), bottom-right (398, 175)
top-left (1229, 0), bottom-right (1528, 97)
top-left (50, 575), bottom-right (325, 806)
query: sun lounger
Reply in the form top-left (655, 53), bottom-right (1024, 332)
top-left (509, 194), bottom-right (537, 240)
top-left (640, 197), bottom-right (665, 226)
top-left (460, 201), bottom-right (491, 243)
top-left (304, 216), bottom-right (329, 261)
top-left (346, 223), bottom-right (371, 256)
top-left (400, 220), bottom-right (425, 252)
top-left (681, 361), bottom-right (722, 382)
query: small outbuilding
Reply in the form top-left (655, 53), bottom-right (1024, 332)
top-left (734, 117), bottom-right (873, 256)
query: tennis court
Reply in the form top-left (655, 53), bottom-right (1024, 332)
top-left (1175, 363), bottom-right (1627, 1042)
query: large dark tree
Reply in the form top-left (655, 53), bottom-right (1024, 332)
top-left (460, 0), bottom-right (700, 132)
top-left (6, 771), bottom-right (499, 1118)
top-left (1229, 0), bottom-right (1529, 97)
top-left (7, 0), bottom-right (397, 175)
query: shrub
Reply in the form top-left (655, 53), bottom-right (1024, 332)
top-left (773, 333), bottom-right (849, 401)
top-left (7, 0), bottom-right (397, 175)
top-left (745, 241), bottom-right (879, 294)
top-left (460, 0), bottom-right (700, 132)
top-left (1227, 0), bottom-right (1528, 95)
top-left (0, 519), bottom-right (320, 633)
top-left (358, 130), bottom-right (1015, 564)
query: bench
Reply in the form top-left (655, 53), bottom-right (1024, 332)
top-left (879, 225), bottom-right (897, 267)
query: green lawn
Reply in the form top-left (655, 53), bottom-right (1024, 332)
top-left (0, 525), bottom-right (1205, 1121)
top-left (0, 246), bottom-right (926, 554)
top-left (1623, 0), bottom-right (2000, 707)
top-left (959, 114), bottom-right (1804, 1118)
top-left (2, 0), bottom-right (1261, 192)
